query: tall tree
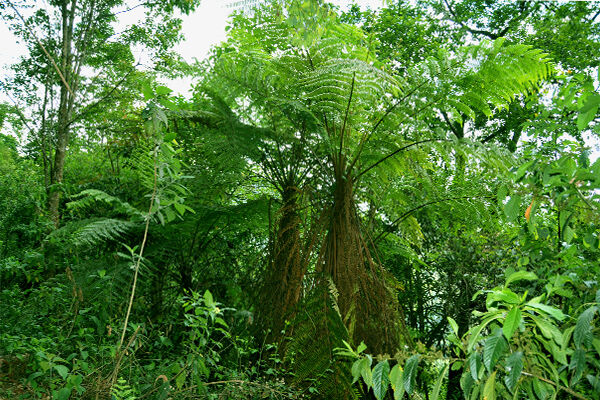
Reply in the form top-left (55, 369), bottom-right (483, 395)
top-left (1, 0), bottom-right (200, 226)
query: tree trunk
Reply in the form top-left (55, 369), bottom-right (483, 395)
top-left (48, 0), bottom-right (77, 227)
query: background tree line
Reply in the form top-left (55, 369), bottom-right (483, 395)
top-left (0, 0), bottom-right (599, 399)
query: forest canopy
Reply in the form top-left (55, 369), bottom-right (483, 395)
top-left (0, 1), bottom-right (599, 399)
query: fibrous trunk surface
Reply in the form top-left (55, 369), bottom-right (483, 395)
top-left (256, 187), bottom-right (305, 342)
top-left (318, 165), bottom-right (409, 354)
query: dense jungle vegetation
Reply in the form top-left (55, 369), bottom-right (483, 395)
top-left (1, 0), bottom-right (600, 399)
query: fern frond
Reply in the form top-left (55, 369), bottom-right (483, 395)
top-left (68, 189), bottom-right (143, 219)
top-left (71, 218), bottom-right (137, 247)
top-left (284, 280), bottom-right (357, 400)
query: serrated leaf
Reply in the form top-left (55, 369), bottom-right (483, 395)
top-left (460, 371), bottom-right (475, 397)
top-left (503, 307), bottom-right (521, 340)
top-left (504, 352), bottom-right (523, 392)
top-left (483, 371), bottom-right (497, 400)
top-left (532, 378), bottom-right (551, 400)
top-left (469, 352), bottom-right (482, 382)
top-left (372, 360), bottom-right (390, 400)
top-left (483, 329), bottom-right (508, 372)
top-left (574, 306), bottom-right (597, 349)
top-left (403, 355), bottom-right (420, 394)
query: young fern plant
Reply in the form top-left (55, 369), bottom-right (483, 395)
top-left (111, 378), bottom-right (137, 400)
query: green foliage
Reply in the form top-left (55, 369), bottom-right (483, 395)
top-left (1, 1), bottom-right (599, 399)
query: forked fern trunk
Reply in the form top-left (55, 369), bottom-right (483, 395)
top-left (319, 159), bottom-right (409, 354)
top-left (256, 186), bottom-right (306, 342)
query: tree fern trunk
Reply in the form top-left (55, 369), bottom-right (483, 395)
top-left (319, 162), bottom-right (408, 354)
top-left (256, 186), bottom-right (305, 343)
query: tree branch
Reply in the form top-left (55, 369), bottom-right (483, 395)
top-left (6, 0), bottom-right (75, 98)
top-left (355, 138), bottom-right (445, 180)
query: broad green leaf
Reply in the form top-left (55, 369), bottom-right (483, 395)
top-left (173, 202), bottom-right (186, 216)
top-left (482, 371), bottom-right (497, 400)
top-left (356, 341), bottom-right (367, 354)
top-left (532, 378), bottom-right (551, 400)
top-left (361, 356), bottom-right (373, 389)
top-left (448, 317), bottom-right (459, 336)
top-left (203, 290), bottom-right (214, 308)
top-left (574, 306), bottom-right (597, 348)
top-left (541, 337), bottom-right (568, 365)
top-left (488, 288), bottom-right (521, 306)
top-left (504, 195), bottom-right (521, 222)
top-left (351, 359), bottom-right (362, 383)
top-left (577, 94), bottom-right (600, 131)
top-left (504, 352), bottom-right (523, 392)
top-left (142, 82), bottom-right (154, 100)
top-left (503, 306), bottom-right (521, 340)
top-left (55, 387), bottom-right (72, 400)
top-left (505, 270), bottom-right (537, 287)
top-left (431, 363), bottom-right (449, 400)
top-left (372, 360), bottom-right (390, 400)
top-left (389, 364), bottom-right (405, 400)
top-left (176, 369), bottom-right (186, 389)
top-left (469, 352), bottom-right (482, 381)
top-left (352, 356), bottom-right (371, 385)
top-left (53, 364), bottom-right (69, 379)
top-left (529, 314), bottom-right (563, 346)
top-left (524, 302), bottom-right (566, 321)
top-left (460, 371), bottom-right (475, 398)
top-left (158, 97), bottom-right (178, 111)
top-left (483, 329), bottom-right (508, 372)
top-left (403, 355), bottom-right (420, 394)
top-left (156, 85), bottom-right (173, 96)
